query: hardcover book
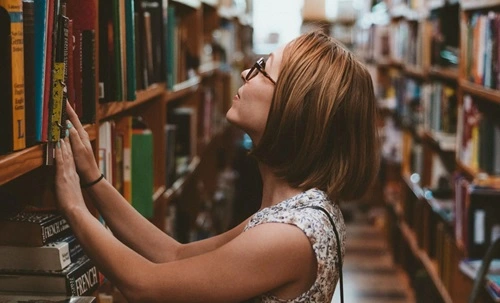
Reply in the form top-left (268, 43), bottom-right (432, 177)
top-left (0, 0), bottom-right (26, 154)
top-left (0, 235), bottom-right (84, 271)
top-left (131, 125), bottom-right (154, 218)
top-left (33, 0), bottom-right (48, 142)
top-left (0, 211), bottom-right (71, 247)
top-left (0, 255), bottom-right (100, 296)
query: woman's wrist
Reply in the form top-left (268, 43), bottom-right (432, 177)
top-left (81, 173), bottom-right (105, 188)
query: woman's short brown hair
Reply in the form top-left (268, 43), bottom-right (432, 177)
top-left (251, 30), bottom-right (380, 201)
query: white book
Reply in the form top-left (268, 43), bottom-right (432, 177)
top-left (0, 241), bottom-right (71, 271)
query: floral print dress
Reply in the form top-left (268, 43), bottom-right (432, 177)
top-left (243, 188), bottom-right (346, 303)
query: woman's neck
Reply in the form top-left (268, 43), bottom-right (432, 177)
top-left (258, 163), bottom-right (303, 209)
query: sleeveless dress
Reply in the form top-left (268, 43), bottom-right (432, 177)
top-left (243, 188), bottom-right (346, 303)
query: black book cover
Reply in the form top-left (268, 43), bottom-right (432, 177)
top-left (141, 0), bottom-right (165, 83)
top-left (0, 210), bottom-right (72, 246)
top-left (0, 255), bottom-right (100, 296)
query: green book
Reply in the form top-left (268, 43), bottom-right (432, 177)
top-left (131, 128), bottom-right (154, 218)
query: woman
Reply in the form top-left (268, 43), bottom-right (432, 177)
top-left (55, 30), bottom-right (379, 302)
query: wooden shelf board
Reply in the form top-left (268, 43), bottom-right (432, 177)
top-left (166, 77), bottom-right (201, 103)
top-left (201, 0), bottom-right (218, 7)
top-left (400, 221), bottom-right (453, 303)
top-left (163, 156), bottom-right (201, 203)
top-left (402, 172), bottom-right (425, 200)
top-left (404, 65), bottom-right (427, 79)
top-left (422, 131), bottom-right (456, 153)
top-left (428, 0), bottom-right (446, 10)
top-left (153, 185), bottom-right (167, 203)
top-left (171, 0), bottom-right (201, 9)
top-left (199, 61), bottom-right (220, 77)
top-left (456, 159), bottom-right (500, 188)
top-left (460, 80), bottom-right (500, 105)
top-left (456, 159), bottom-right (476, 179)
top-left (0, 144), bottom-right (44, 185)
top-left (98, 84), bottom-right (166, 121)
top-left (429, 66), bottom-right (458, 81)
top-left (0, 124), bottom-right (96, 185)
top-left (374, 58), bottom-right (393, 68)
top-left (460, 0), bottom-right (500, 11)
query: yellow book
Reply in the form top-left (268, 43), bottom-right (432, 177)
top-left (471, 123), bottom-right (480, 170)
top-left (0, 0), bottom-right (26, 151)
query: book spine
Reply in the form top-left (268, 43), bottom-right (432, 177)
top-left (66, 19), bottom-right (74, 110)
top-left (23, 0), bottom-right (35, 147)
top-left (73, 29), bottom-right (83, 117)
top-left (112, 0), bottom-right (122, 101)
top-left (0, 242), bottom-right (70, 271)
top-left (59, 4), bottom-right (69, 139)
top-left (81, 29), bottom-right (95, 123)
top-left (65, 235), bottom-right (84, 262)
top-left (125, 0), bottom-right (136, 101)
top-left (67, 257), bottom-right (100, 296)
top-left (33, 0), bottom-right (47, 141)
top-left (41, 216), bottom-right (71, 244)
top-left (131, 127), bottom-right (154, 218)
top-left (49, 13), bottom-right (69, 142)
top-left (0, 5), bottom-right (13, 154)
top-left (41, 0), bottom-right (55, 142)
top-left (0, 0), bottom-right (26, 152)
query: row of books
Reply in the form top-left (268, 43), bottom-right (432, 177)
top-left (458, 95), bottom-right (500, 176)
top-left (0, 0), bottom-right (212, 155)
top-left (99, 0), bottom-right (199, 103)
top-left (356, 2), bottom-right (460, 70)
top-left (466, 11), bottom-right (500, 90)
top-left (392, 75), bottom-right (457, 147)
top-left (98, 118), bottom-right (154, 218)
top-left (0, 209), bottom-right (101, 298)
top-left (390, 19), bottom-right (426, 68)
top-left (98, 108), bottom-right (199, 218)
top-left (0, 0), bottom-right (97, 155)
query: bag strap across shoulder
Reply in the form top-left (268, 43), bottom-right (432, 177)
top-left (305, 205), bottom-right (344, 303)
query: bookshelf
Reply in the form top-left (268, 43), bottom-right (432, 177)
top-left (358, 0), bottom-right (500, 302)
top-left (0, 0), bottom-right (253, 300)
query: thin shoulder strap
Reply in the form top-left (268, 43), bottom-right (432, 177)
top-left (306, 205), bottom-right (344, 303)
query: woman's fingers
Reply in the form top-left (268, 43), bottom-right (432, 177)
top-left (67, 121), bottom-right (85, 149)
top-left (65, 102), bottom-right (87, 139)
top-left (55, 140), bottom-right (64, 168)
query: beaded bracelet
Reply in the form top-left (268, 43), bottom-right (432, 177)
top-left (81, 174), bottom-right (104, 188)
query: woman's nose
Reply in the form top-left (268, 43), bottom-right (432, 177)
top-left (241, 69), bottom-right (249, 83)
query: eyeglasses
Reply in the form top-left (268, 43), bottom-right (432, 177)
top-left (245, 57), bottom-right (276, 85)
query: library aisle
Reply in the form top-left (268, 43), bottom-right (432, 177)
top-left (332, 201), bottom-right (416, 303)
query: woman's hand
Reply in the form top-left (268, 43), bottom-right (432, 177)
top-left (54, 138), bottom-right (87, 214)
top-left (65, 102), bottom-right (101, 184)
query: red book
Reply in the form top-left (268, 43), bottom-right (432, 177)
top-left (66, 0), bottom-right (96, 120)
top-left (67, 19), bottom-right (75, 111)
top-left (41, 0), bottom-right (55, 142)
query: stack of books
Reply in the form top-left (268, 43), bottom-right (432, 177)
top-left (0, 210), bottom-right (101, 299)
